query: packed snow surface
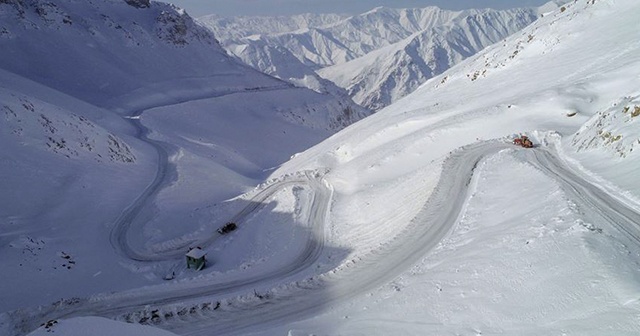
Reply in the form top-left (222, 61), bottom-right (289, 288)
top-left (2, 0), bottom-right (640, 335)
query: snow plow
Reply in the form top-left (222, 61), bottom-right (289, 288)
top-left (513, 135), bottom-right (534, 148)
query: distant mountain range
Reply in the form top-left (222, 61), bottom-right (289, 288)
top-left (200, 3), bottom-right (563, 110)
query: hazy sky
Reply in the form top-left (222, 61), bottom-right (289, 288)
top-left (168, 0), bottom-right (552, 17)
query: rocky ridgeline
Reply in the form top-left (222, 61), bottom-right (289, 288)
top-left (125, 0), bottom-right (150, 9)
top-left (572, 95), bottom-right (640, 158)
top-left (2, 91), bottom-right (136, 163)
top-left (0, 0), bottom-right (213, 47)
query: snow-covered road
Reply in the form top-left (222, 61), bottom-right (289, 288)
top-left (110, 85), bottom-right (293, 261)
top-left (527, 147), bottom-right (640, 244)
top-left (6, 140), bottom-right (640, 336)
top-left (171, 142), bottom-right (640, 336)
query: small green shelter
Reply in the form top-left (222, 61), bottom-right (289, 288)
top-left (186, 247), bottom-right (207, 271)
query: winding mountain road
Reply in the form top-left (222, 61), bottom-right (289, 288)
top-left (110, 85), bottom-right (292, 261)
top-left (174, 142), bottom-right (640, 336)
top-left (6, 135), bottom-right (640, 336)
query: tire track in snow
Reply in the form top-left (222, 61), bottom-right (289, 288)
top-left (526, 147), bottom-right (640, 244)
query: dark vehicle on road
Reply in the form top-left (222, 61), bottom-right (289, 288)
top-left (218, 222), bottom-right (237, 234)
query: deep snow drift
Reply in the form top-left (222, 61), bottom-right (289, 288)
top-left (2, 0), bottom-right (640, 335)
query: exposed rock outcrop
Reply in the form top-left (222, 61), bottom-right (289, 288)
top-left (125, 0), bottom-right (150, 9)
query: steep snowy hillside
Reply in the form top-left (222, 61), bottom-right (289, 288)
top-left (0, 0), bottom-right (259, 112)
top-left (0, 0), bottom-right (366, 126)
top-left (201, 6), bottom-right (548, 111)
top-left (572, 97), bottom-right (640, 159)
top-left (253, 0), bottom-right (640, 334)
top-left (567, 94), bottom-right (640, 200)
top-left (2, 90), bottom-right (134, 163)
top-left (0, 66), bottom-right (160, 314)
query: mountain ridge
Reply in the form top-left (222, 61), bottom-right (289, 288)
top-left (201, 4), bottom-right (556, 110)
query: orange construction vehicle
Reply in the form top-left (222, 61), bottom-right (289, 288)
top-left (513, 135), bottom-right (534, 148)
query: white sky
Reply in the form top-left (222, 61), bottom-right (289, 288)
top-left (168, 0), bottom-right (553, 17)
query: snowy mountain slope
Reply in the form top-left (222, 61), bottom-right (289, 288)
top-left (1, 88), bottom-right (136, 163)
top-left (0, 66), bottom-right (155, 230)
top-left (276, 0), bottom-right (640, 194)
top-left (572, 96), bottom-right (640, 158)
top-left (0, 0), bottom-right (267, 112)
top-left (2, 0), bottom-right (640, 335)
top-left (0, 0), bottom-right (368, 317)
top-left (0, 0), bottom-right (367, 127)
top-left (222, 35), bottom-right (370, 120)
top-left (0, 68), bottom-right (160, 313)
top-left (565, 94), bottom-right (640, 205)
top-left (318, 8), bottom-right (544, 110)
top-left (201, 6), bottom-right (547, 111)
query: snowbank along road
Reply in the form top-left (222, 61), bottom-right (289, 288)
top-left (6, 137), bottom-right (640, 336)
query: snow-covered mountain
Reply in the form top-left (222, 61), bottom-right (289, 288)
top-left (201, 5), bottom-right (554, 110)
top-left (203, 6), bottom-right (538, 68)
top-left (0, 0), bottom-right (367, 125)
top-left (199, 12), bottom-right (368, 110)
top-left (201, 12), bottom-right (348, 41)
top-left (3, 0), bottom-right (640, 335)
top-left (318, 7), bottom-right (546, 110)
top-left (0, 0), bottom-right (368, 320)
